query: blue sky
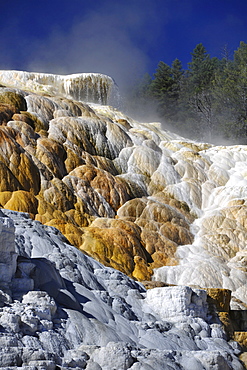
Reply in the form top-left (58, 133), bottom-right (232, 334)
top-left (1, 0), bottom-right (247, 90)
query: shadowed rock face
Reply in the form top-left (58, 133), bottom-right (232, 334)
top-left (0, 209), bottom-right (244, 369)
top-left (0, 71), bottom-right (246, 310)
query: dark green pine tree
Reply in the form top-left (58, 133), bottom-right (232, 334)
top-left (188, 43), bottom-right (215, 89)
top-left (149, 61), bottom-right (173, 119)
top-left (151, 62), bottom-right (173, 98)
top-left (186, 43), bottom-right (219, 141)
top-left (171, 58), bottom-right (184, 100)
top-left (150, 60), bottom-right (185, 122)
top-left (213, 41), bottom-right (247, 143)
top-left (232, 41), bottom-right (247, 140)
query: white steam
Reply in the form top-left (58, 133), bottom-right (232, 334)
top-left (26, 1), bottom-right (162, 91)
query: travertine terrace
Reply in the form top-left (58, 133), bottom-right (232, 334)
top-left (0, 70), bottom-right (246, 368)
top-left (0, 71), bottom-right (247, 305)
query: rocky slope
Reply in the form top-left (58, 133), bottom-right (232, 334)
top-left (0, 70), bottom-right (198, 283)
top-left (0, 208), bottom-right (244, 369)
top-left (0, 71), bottom-right (246, 303)
top-left (0, 70), bottom-right (247, 367)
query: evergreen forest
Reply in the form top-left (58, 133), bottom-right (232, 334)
top-left (127, 41), bottom-right (247, 144)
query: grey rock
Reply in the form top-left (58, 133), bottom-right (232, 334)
top-left (0, 210), bottom-right (244, 369)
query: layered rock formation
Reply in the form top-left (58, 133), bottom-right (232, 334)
top-left (0, 71), bottom-right (246, 309)
top-left (0, 71), bottom-right (196, 285)
top-left (0, 209), bottom-right (244, 369)
top-left (0, 70), bottom-right (118, 105)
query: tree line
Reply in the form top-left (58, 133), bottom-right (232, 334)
top-left (127, 41), bottom-right (247, 144)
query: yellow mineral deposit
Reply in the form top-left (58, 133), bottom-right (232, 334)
top-left (0, 71), bottom-right (247, 313)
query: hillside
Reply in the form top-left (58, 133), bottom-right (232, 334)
top-left (0, 70), bottom-right (246, 368)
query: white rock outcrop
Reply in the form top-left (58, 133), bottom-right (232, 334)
top-left (0, 209), bottom-right (244, 369)
top-left (145, 286), bottom-right (208, 321)
top-left (0, 70), bottom-right (118, 105)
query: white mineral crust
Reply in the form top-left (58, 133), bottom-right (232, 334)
top-left (0, 70), bottom-right (118, 105)
top-left (0, 70), bottom-right (246, 368)
top-left (0, 209), bottom-right (243, 369)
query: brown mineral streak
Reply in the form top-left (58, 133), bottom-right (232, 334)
top-left (0, 74), bottom-right (245, 286)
